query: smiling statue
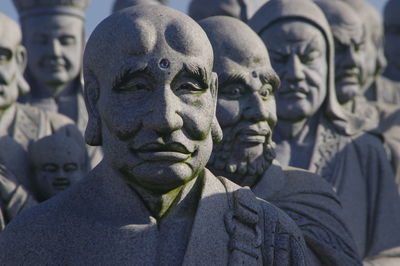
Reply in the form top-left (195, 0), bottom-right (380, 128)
top-left (0, 6), bottom-right (310, 265)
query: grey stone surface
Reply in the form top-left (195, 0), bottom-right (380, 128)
top-left (317, 0), bottom-right (400, 200)
top-left (28, 127), bottom-right (88, 202)
top-left (188, 0), bottom-right (269, 22)
top-left (12, 0), bottom-right (103, 168)
top-left (0, 5), bottom-right (310, 265)
top-left (0, 164), bottom-right (36, 231)
top-left (0, 13), bottom-right (74, 193)
top-left (380, 0), bottom-right (400, 105)
top-left (112, 0), bottom-right (164, 13)
top-left (200, 15), bottom-right (361, 266)
top-left (249, 0), bottom-right (400, 261)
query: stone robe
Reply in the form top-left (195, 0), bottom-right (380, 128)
top-left (253, 160), bottom-right (361, 265)
top-left (0, 103), bottom-right (74, 191)
top-left (307, 118), bottom-right (400, 259)
top-left (0, 165), bottom-right (309, 265)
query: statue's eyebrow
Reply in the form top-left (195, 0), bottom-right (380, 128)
top-left (219, 73), bottom-right (248, 88)
top-left (173, 63), bottom-right (209, 89)
top-left (112, 66), bottom-right (151, 90)
top-left (260, 72), bottom-right (281, 92)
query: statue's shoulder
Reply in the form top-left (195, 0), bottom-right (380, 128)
top-left (15, 103), bottom-right (74, 131)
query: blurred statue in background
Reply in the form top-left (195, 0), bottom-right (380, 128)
top-left (189, 0), bottom-right (269, 22)
top-left (0, 12), bottom-right (73, 191)
top-left (28, 127), bottom-right (88, 202)
top-left (12, 0), bottom-right (102, 168)
top-left (112, 0), bottom-right (166, 13)
top-left (380, 0), bottom-right (400, 105)
top-left (250, 0), bottom-right (400, 263)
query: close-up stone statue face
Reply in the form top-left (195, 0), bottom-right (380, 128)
top-left (316, 0), bottom-right (366, 105)
top-left (384, 0), bottom-right (400, 75)
top-left (201, 16), bottom-right (279, 185)
top-left (0, 14), bottom-right (27, 110)
top-left (84, 6), bottom-right (220, 194)
top-left (21, 14), bottom-right (83, 96)
top-left (260, 20), bottom-right (327, 122)
top-left (29, 133), bottom-right (86, 201)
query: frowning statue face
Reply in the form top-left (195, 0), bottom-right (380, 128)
top-left (84, 6), bottom-right (221, 194)
top-left (260, 20), bottom-right (328, 122)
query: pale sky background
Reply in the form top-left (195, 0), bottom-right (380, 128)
top-left (0, 0), bottom-right (387, 35)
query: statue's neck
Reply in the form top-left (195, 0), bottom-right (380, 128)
top-left (384, 64), bottom-right (400, 82)
top-left (129, 172), bottom-right (203, 220)
top-left (274, 114), bottom-right (319, 144)
top-left (28, 73), bottom-right (77, 99)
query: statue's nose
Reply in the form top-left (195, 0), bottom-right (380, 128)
top-left (145, 86), bottom-right (184, 136)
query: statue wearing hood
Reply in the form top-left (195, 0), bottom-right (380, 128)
top-left (249, 0), bottom-right (400, 263)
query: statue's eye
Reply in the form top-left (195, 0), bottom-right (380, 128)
top-left (42, 164), bottom-right (58, 173)
top-left (64, 163), bottom-right (78, 172)
top-left (59, 35), bottom-right (76, 46)
top-left (259, 86), bottom-right (272, 99)
top-left (0, 48), bottom-right (11, 63)
top-left (116, 81), bottom-right (150, 92)
top-left (176, 81), bottom-right (205, 95)
top-left (220, 86), bottom-right (244, 99)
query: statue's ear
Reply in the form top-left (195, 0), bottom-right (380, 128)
top-left (15, 44), bottom-right (30, 95)
top-left (84, 71), bottom-right (102, 146)
top-left (210, 72), bottom-right (223, 143)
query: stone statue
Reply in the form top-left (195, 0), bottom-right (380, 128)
top-left (339, 0), bottom-right (387, 102)
top-left (188, 0), bottom-right (269, 22)
top-left (0, 13), bottom-right (74, 191)
top-left (12, 0), bottom-right (103, 168)
top-left (380, 0), bottom-right (400, 105)
top-left (249, 0), bottom-right (400, 263)
top-left (200, 16), bottom-right (361, 266)
top-left (0, 6), bottom-right (310, 265)
top-left (28, 127), bottom-right (88, 202)
top-left (0, 164), bottom-right (36, 231)
top-left (317, 0), bottom-right (400, 194)
top-left (112, 0), bottom-right (165, 13)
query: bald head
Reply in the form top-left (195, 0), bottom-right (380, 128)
top-left (0, 13), bottom-right (22, 49)
top-left (112, 0), bottom-right (162, 13)
top-left (189, 0), bottom-right (242, 21)
top-left (84, 5), bottom-right (214, 86)
top-left (316, 0), bottom-right (364, 44)
top-left (199, 16), bottom-right (279, 88)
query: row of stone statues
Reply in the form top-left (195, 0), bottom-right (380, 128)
top-left (0, 0), bottom-right (400, 265)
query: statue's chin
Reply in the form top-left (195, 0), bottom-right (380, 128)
top-left (122, 162), bottom-right (195, 193)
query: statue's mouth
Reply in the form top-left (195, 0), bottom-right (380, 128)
top-left (238, 128), bottom-right (270, 144)
top-left (136, 142), bottom-right (192, 162)
top-left (52, 178), bottom-right (71, 190)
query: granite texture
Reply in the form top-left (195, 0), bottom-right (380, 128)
top-left (189, 0), bottom-right (269, 22)
top-left (201, 15), bottom-right (361, 266)
top-left (0, 5), bottom-right (309, 265)
top-left (12, 0), bottom-right (103, 168)
top-left (249, 0), bottom-right (400, 262)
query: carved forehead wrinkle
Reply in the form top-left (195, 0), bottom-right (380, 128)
top-left (84, 5), bottom-right (213, 79)
top-left (200, 16), bottom-right (270, 70)
top-left (266, 20), bottom-right (323, 43)
top-left (0, 13), bottom-right (22, 47)
top-left (84, 9), bottom-right (157, 78)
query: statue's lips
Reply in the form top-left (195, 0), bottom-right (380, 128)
top-left (279, 90), bottom-right (307, 99)
top-left (136, 142), bottom-right (192, 162)
top-left (41, 60), bottom-right (66, 72)
top-left (52, 178), bottom-right (71, 190)
top-left (239, 129), bottom-right (268, 144)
